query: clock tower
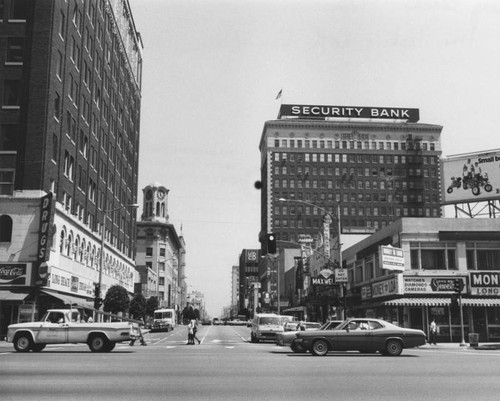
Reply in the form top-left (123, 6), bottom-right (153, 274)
top-left (142, 182), bottom-right (170, 223)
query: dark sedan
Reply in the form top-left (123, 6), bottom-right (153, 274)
top-left (292, 318), bottom-right (426, 356)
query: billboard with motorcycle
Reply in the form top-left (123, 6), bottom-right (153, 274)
top-left (441, 149), bottom-right (500, 204)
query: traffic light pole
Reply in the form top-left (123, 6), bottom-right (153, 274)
top-left (459, 292), bottom-right (466, 347)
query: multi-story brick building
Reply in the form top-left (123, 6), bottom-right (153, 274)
top-left (259, 104), bottom-right (443, 252)
top-left (0, 0), bottom-right (143, 335)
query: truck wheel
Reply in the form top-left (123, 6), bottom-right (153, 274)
top-left (32, 344), bottom-right (46, 352)
top-left (14, 333), bottom-right (33, 352)
top-left (88, 334), bottom-right (109, 352)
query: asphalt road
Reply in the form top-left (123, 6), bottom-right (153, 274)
top-left (2, 324), bottom-right (500, 401)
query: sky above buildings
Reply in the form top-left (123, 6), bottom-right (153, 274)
top-left (128, 0), bottom-right (500, 317)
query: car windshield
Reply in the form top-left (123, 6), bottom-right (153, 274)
top-left (320, 321), bottom-right (342, 330)
top-left (260, 317), bottom-right (281, 325)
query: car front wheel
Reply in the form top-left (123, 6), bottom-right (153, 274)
top-left (384, 340), bottom-right (403, 356)
top-left (311, 339), bottom-right (329, 356)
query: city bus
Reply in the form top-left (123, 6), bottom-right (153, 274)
top-left (152, 308), bottom-right (176, 332)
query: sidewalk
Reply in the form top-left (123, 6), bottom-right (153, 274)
top-left (419, 342), bottom-right (500, 351)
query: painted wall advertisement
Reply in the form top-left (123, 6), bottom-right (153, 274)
top-left (441, 149), bottom-right (500, 204)
top-left (47, 266), bottom-right (94, 298)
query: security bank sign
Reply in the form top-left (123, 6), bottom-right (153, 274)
top-left (470, 272), bottom-right (500, 296)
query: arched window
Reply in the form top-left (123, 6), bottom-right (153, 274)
top-left (59, 229), bottom-right (66, 254)
top-left (0, 215), bottom-right (13, 242)
top-left (67, 233), bottom-right (73, 257)
top-left (74, 236), bottom-right (80, 261)
top-left (86, 243), bottom-right (91, 266)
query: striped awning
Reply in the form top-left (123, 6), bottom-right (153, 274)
top-left (461, 298), bottom-right (500, 307)
top-left (383, 298), bottom-right (450, 306)
top-left (383, 297), bottom-right (500, 307)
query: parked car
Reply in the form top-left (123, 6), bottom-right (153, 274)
top-left (280, 320), bottom-right (342, 352)
top-left (292, 318), bottom-right (426, 356)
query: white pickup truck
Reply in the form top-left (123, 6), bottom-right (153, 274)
top-left (6, 309), bottom-right (141, 352)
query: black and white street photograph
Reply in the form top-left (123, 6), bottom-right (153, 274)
top-left (1, 0), bottom-right (500, 400)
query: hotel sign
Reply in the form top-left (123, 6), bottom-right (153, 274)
top-left (279, 104), bottom-right (420, 122)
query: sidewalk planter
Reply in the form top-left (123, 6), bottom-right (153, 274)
top-left (468, 333), bottom-right (479, 347)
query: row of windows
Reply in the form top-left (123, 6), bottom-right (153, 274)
top-left (274, 206), bottom-right (439, 229)
top-left (273, 138), bottom-right (436, 151)
top-left (350, 247), bottom-right (500, 285)
top-left (273, 178), bottom-right (439, 191)
top-left (274, 166), bottom-right (438, 180)
top-left (274, 152), bottom-right (437, 165)
top-left (273, 191), bottom-right (440, 208)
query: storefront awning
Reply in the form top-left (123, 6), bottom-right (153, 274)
top-left (383, 297), bottom-right (500, 307)
top-left (461, 298), bottom-right (500, 307)
top-left (383, 298), bottom-right (450, 307)
top-left (40, 290), bottom-right (93, 309)
top-left (0, 290), bottom-right (29, 301)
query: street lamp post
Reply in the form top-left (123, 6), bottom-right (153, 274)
top-left (278, 198), bottom-right (345, 318)
top-left (95, 203), bottom-right (139, 316)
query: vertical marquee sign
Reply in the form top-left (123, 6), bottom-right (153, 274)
top-left (34, 192), bottom-right (55, 286)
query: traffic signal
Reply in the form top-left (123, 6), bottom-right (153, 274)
top-left (266, 233), bottom-right (277, 254)
top-left (454, 279), bottom-right (464, 293)
top-left (94, 297), bottom-right (103, 310)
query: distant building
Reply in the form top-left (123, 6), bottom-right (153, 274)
top-left (0, 0), bottom-right (143, 335)
top-left (238, 249), bottom-right (260, 315)
top-left (135, 183), bottom-right (186, 314)
top-left (231, 265), bottom-right (239, 317)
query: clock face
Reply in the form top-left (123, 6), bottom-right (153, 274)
top-left (145, 190), bottom-right (153, 200)
top-left (157, 190), bottom-right (165, 200)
